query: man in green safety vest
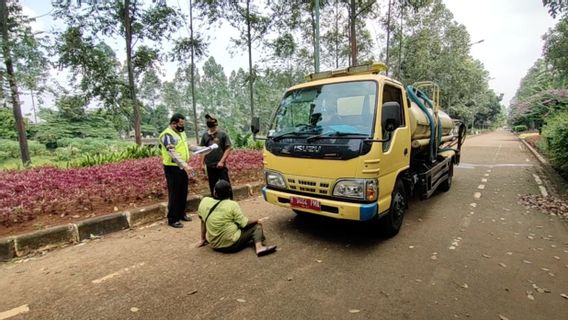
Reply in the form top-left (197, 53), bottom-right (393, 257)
top-left (159, 113), bottom-right (195, 228)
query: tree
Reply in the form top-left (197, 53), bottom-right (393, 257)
top-left (341, 0), bottom-right (377, 66)
top-left (54, 1), bottom-right (182, 145)
top-left (170, 0), bottom-right (209, 143)
top-left (0, 0), bottom-right (32, 166)
top-left (195, 0), bottom-right (270, 125)
top-left (197, 56), bottom-right (229, 119)
top-left (543, 0), bottom-right (568, 18)
top-left (543, 17), bottom-right (568, 80)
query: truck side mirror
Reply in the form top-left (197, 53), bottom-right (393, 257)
top-left (382, 101), bottom-right (402, 132)
top-left (251, 117), bottom-right (260, 134)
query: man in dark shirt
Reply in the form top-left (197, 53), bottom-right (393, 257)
top-left (200, 114), bottom-right (233, 199)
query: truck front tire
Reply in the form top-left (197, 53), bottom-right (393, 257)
top-left (378, 179), bottom-right (407, 237)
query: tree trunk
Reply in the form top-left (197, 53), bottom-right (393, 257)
top-left (1, 0), bottom-right (31, 167)
top-left (397, 2), bottom-right (404, 79)
top-left (189, 0), bottom-right (199, 143)
top-left (124, 0), bottom-right (141, 145)
top-left (335, 0), bottom-right (340, 68)
top-left (30, 89), bottom-right (37, 123)
top-left (246, 0), bottom-right (254, 124)
top-left (349, 0), bottom-right (357, 66)
top-left (385, 0), bottom-right (392, 72)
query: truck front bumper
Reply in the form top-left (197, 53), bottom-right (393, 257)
top-left (262, 187), bottom-right (378, 221)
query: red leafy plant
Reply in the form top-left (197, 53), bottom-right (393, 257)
top-left (0, 150), bottom-right (263, 227)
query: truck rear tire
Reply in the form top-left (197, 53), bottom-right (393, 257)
top-left (439, 161), bottom-right (454, 192)
top-left (378, 179), bottom-right (407, 238)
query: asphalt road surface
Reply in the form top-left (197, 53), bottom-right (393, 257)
top-left (1, 130), bottom-right (567, 320)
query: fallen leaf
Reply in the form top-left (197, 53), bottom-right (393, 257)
top-left (482, 254), bottom-right (491, 258)
top-left (237, 299), bottom-right (246, 303)
top-left (499, 315), bottom-right (510, 320)
top-left (315, 259), bottom-right (322, 263)
top-left (506, 252), bottom-right (513, 255)
top-left (431, 255), bottom-right (438, 260)
top-left (462, 283), bottom-right (469, 289)
top-left (349, 309), bottom-right (361, 313)
top-left (561, 294), bottom-right (568, 299)
top-left (187, 290), bottom-right (198, 295)
top-left (409, 245), bottom-right (415, 249)
top-left (499, 263), bottom-right (507, 268)
top-left (537, 288), bottom-right (545, 294)
top-left (523, 260), bottom-right (532, 264)
top-left (554, 256), bottom-right (560, 260)
top-left (130, 307), bottom-right (139, 313)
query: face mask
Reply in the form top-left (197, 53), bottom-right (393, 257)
top-left (206, 121), bottom-right (216, 128)
top-left (176, 125), bottom-right (185, 132)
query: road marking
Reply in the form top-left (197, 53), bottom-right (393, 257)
top-left (492, 144), bottom-right (502, 163)
top-left (474, 192), bottom-right (481, 199)
top-left (92, 262), bottom-right (145, 284)
top-left (449, 237), bottom-right (462, 250)
top-left (526, 158), bottom-right (530, 162)
top-left (481, 178), bottom-right (488, 182)
top-left (0, 305), bottom-right (30, 320)
top-left (458, 163), bottom-right (534, 169)
top-left (539, 186), bottom-right (549, 197)
top-left (460, 216), bottom-right (472, 228)
top-left (478, 185), bottom-right (485, 190)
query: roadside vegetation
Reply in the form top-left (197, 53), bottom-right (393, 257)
top-left (510, 15), bottom-right (568, 179)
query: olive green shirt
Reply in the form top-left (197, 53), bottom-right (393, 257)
top-left (198, 197), bottom-right (248, 249)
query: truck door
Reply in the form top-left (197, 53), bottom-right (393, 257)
top-left (378, 82), bottom-right (410, 205)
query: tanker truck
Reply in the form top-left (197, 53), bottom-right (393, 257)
top-left (251, 62), bottom-right (466, 237)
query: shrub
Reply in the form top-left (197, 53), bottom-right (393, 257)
top-left (513, 125), bottom-right (528, 132)
top-left (541, 111), bottom-right (568, 177)
top-left (0, 139), bottom-right (50, 161)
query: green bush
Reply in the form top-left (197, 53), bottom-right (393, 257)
top-left (68, 145), bottom-right (159, 168)
top-left (541, 111), bottom-right (568, 177)
top-left (0, 139), bottom-right (50, 161)
top-left (512, 125), bottom-right (528, 132)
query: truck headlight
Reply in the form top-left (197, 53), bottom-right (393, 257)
top-left (265, 171), bottom-right (286, 189)
top-left (333, 179), bottom-right (378, 201)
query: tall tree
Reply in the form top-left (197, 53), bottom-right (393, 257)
top-left (54, 1), bottom-right (181, 145)
top-left (195, 0), bottom-right (270, 125)
top-left (0, 0), bottom-right (32, 166)
top-left (341, 0), bottom-right (377, 66)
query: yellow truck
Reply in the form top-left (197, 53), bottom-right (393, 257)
top-left (251, 63), bottom-right (466, 237)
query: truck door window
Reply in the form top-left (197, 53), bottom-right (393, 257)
top-left (382, 84), bottom-right (404, 151)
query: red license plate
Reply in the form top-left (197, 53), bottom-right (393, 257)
top-left (290, 197), bottom-right (321, 211)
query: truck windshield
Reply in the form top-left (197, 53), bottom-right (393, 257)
top-left (270, 81), bottom-right (377, 139)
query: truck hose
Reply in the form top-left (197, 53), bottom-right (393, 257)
top-left (406, 85), bottom-right (436, 162)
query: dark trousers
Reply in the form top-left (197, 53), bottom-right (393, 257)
top-left (215, 224), bottom-right (265, 253)
top-left (164, 165), bottom-right (188, 224)
top-left (206, 166), bottom-right (233, 199)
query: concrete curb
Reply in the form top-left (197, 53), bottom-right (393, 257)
top-left (0, 181), bottom-right (264, 261)
top-left (519, 137), bottom-right (548, 165)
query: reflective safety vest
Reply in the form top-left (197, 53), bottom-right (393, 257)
top-left (159, 127), bottom-right (190, 166)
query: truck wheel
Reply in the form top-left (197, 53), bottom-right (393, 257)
top-left (379, 179), bottom-right (407, 237)
top-left (439, 162), bottom-right (454, 192)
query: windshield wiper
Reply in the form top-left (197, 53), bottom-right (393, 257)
top-left (272, 131), bottom-right (308, 141)
top-left (306, 131), bottom-right (368, 142)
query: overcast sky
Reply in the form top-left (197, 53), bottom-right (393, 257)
top-left (19, 0), bottom-right (560, 116)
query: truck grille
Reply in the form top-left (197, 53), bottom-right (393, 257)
top-left (286, 176), bottom-right (331, 195)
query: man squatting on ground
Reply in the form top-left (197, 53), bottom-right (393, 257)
top-left (196, 180), bottom-right (277, 257)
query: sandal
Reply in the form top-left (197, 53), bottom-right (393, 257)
top-left (257, 245), bottom-right (277, 257)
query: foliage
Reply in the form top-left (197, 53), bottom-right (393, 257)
top-left (543, 18), bottom-right (568, 81)
top-left (69, 145), bottom-right (159, 168)
top-left (512, 125), bottom-right (528, 132)
top-left (541, 110), bottom-right (568, 177)
top-left (0, 107), bottom-right (17, 139)
top-left (0, 139), bottom-right (50, 161)
top-left (0, 149), bottom-right (262, 226)
top-left (543, 0), bottom-right (568, 18)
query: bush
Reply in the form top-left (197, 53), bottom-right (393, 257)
top-left (68, 145), bottom-right (160, 168)
top-left (0, 139), bottom-right (50, 161)
top-left (541, 111), bottom-right (568, 177)
top-left (513, 125), bottom-right (528, 132)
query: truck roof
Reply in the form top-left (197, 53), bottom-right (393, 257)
top-left (288, 63), bottom-right (403, 92)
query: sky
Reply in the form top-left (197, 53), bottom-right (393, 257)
top-left (17, 0), bottom-right (561, 118)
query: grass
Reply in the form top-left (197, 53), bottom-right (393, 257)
top-left (0, 156), bottom-right (69, 171)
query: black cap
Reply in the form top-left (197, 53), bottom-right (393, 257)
top-left (205, 113), bottom-right (217, 121)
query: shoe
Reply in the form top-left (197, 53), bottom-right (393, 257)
top-left (181, 215), bottom-right (192, 222)
top-left (257, 245), bottom-right (277, 257)
top-left (169, 221), bottom-right (184, 228)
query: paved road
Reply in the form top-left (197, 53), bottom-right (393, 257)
top-left (1, 130), bottom-right (567, 320)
